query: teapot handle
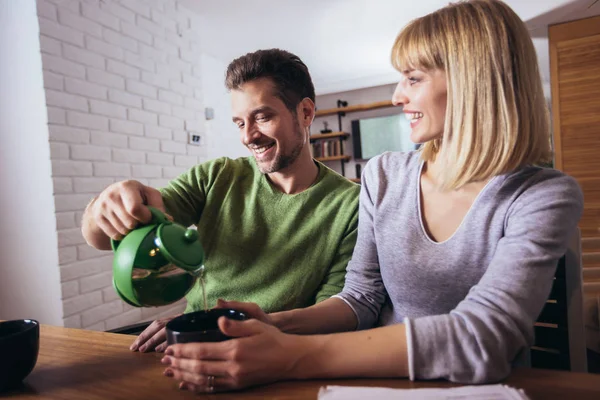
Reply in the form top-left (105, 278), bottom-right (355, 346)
top-left (110, 206), bottom-right (170, 251)
top-left (147, 206), bottom-right (170, 224)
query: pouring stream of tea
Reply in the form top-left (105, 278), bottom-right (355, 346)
top-left (195, 265), bottom-right (208, 312)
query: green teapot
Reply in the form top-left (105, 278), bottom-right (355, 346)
top-left (111, 207), bottom-right (205, 307)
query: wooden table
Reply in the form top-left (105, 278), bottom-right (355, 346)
top-left (2, 324), bottom-right (600, 399)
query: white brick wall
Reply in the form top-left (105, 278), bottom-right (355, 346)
top-left (145, 124), bottom-right (171, 139)
top-left (148, 152), bottom-right (175, 166)
top-left (65, 77), bottom-right (107, 99)
top-left (63, 43), bottom-right (105, 69)
top-left (56, 212), bottom-right (77, 229)
top-left (62, 280), bottom-right (79, 299)
top-left (87, 68), bottom-right (125, 89)
top-left (37, 0), bottom-right (208, 330)
top-left (73, 177), bottom-right (115, 193)
top-left (67, 111), bottom-right (109, 130)
top-left (50, 142), bottom-right (70, 159)
top-left (91, 131), bottom-right (129, 148)
top-left (59, 247), bottom-right (78, 265)
top-left (43, 70), bottom-right (64, 90)
top-left (130, 136), bottom-right (160, 152)
top-left (109, 119), bottom-right (143, 136)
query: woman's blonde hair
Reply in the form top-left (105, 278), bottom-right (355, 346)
top-left (392, 0), bottom-right (551, 189)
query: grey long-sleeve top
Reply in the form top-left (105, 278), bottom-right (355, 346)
top-left (334, 151), bottom-right (583, 384)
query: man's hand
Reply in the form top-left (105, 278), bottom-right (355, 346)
top-left (214, 299), bottom-right (274, 326)
top-left (82, 180), bottom-right (167, 250)
top-left (130, 315), bottom-right (179, 353)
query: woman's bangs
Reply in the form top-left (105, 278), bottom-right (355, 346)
top-left (391, 18), bottom-right (442, 72)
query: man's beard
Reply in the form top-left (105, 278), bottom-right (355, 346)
top-left (257, 123), bottom-right (304, 174)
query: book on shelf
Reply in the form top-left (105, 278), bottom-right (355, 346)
top-left (311, 139), bottom-right (342, 158)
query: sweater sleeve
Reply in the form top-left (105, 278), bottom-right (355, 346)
top-left (314, 206), bottom-right (359, 303)
top-left (334, 156), bottom-right (388, 328)
top-left (159, 158), bottom-right (228, 227)
top-left (407, 172), bottom-right (584, 383)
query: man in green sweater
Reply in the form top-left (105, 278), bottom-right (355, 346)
top-left (81, 49), bottom-right (359, 352)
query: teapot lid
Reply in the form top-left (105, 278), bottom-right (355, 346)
top-left (156, 223), bottom-right (204, 273)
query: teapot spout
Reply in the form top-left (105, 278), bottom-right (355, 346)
top-left (189, 264), bottom-right (205, 278)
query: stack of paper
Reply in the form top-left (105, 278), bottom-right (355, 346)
top-left (318, 384), bottom-right (530, 400)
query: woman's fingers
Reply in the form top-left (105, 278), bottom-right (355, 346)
top-left (176, 377), bottom-right (237, 393)
top-left (166, 341), bottom-right (229, 361)
top-left (163, 360), bottom-right (237, 393)
top-left (162, 357), bottom-right (230, 380)
top-left (162, 325), bottom-right (295, 393)
top-left (218, 317), bottom-right (270, 338)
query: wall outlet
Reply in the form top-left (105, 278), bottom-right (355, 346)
top-left (188, 132), bottom-right (203, 146)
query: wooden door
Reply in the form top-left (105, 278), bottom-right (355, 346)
top-left (549, 15), bottom-right (600, 295)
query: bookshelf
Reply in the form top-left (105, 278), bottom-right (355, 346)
top-left (315, 100), bottom-right (394, 117)
top-left (310, 131), bottom-right (349, 140)
top-left (313, 99), bottom-right (396, 184)
top-left (310, 132), bottom-right (350, 174)
top-left (317, 155), bottom-right (351, 162)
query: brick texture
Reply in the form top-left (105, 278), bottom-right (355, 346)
top-left (37, 0), bottom-right (204, 331)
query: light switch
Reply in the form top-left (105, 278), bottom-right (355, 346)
top-left (188, 132), bottom-right (202, 146)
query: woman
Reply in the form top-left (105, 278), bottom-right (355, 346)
top-left (160, 0), bottom-right (583, 392)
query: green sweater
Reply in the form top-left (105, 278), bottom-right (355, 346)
top-left (160, 157), bottom-right (359, 313)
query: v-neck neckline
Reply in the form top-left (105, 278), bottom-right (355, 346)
top-left (415, 161), bottom-right (498, 245)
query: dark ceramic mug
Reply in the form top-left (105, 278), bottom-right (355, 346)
top-left (0, 319), bottom-right (40, 392)
top-left (166, 309), bottom-right (246, 345)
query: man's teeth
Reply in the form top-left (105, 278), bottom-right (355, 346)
top-left (253, 143), bottom-right (274, 154)
top-left (406, 112), bottom-right (423, 120)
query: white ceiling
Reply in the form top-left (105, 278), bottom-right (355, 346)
top-left (181, 0), bottom-right (600, 95)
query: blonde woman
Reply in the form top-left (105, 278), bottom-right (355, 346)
top-left (161, 0), bottom-right (583, 392)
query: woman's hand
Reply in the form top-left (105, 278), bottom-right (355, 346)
top-left (214, 299), bottom-right (274, 326)
top-left (161, 316), bottom-right (307, 393)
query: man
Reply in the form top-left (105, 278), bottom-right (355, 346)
top-left (81, 49), bottom-right (359, 352)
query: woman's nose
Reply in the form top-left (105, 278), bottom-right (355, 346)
top-left (392, 82), bottom-right (409, 107)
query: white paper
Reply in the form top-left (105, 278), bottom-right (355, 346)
top-left (318, 384), bottom-right (530, 400)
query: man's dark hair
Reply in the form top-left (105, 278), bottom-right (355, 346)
top-left (225, 49), bottom-right (316, 112)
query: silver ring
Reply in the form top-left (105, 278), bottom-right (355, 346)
top-left (207, 375), bottom-right (215, 392)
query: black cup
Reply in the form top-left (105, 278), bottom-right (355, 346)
top-left (0, 319), bottom-right (40, 392)
top-left (166, 309), bottom-right (246, 345)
